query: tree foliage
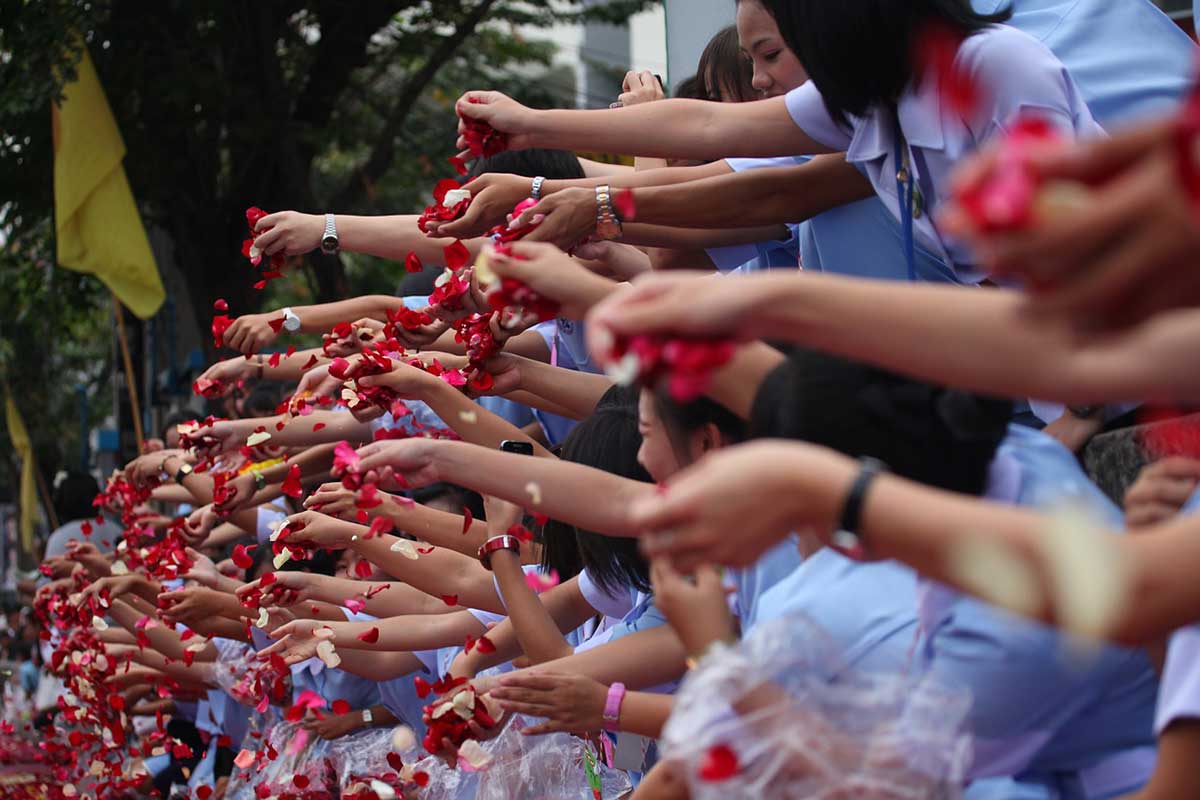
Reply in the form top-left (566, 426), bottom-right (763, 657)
top-left (0, 0), bottom-right (650, 496)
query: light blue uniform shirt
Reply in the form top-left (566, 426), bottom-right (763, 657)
top-left (976, 0), bottom-right (1195, 127)
top-left (925, 426), bottom-right (1157, 799)
top-left (1154, 487), bottom-right (1200, 737)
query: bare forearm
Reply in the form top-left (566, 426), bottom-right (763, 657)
top-left (542, 161), bottom-right (729, 195)
top-left (506, 625), bottom-right (686, 690)
top-left (510, 357), bottom-right (615, 420)
top-left (418, 379), bottom-right (551, 456)
top-left (752, 273), bottom-right (1200, 405)
top-left (530, 98), bottom-right (821, 161)
top-left (381, 503), bottom-right (491, 557)
top-left (615, 691), bottom-right (674, 739)
top-left (330, 215), bottom-right (480, 264)
top-left (622, 223), bottom-right (792, 250)
top-left (434, 441), bottom-right (653, 537)
top-left (491, 550), bottom-right (573, 664)
top-left (352, 534), bottom-right (505, 614)
top-left (630, 158), bottom-right (872, 230)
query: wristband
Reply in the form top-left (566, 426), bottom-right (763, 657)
top-left (531, 176), bottom-right (546, 201)
top-left (477, 535), bottom-right (521, 570)
top-left (831, 457), bottom-right (887, 560)
top-left (175, 462), bottom-right (195, 484)
top-left (602, 682), bottom-right (626, 731)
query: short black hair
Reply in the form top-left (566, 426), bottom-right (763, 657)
top-left (53, 470), bottom-right (100, 524)
top-left (759, 0), bottom-right (1011, 125)
top-left (653, 388), bottom-right (746, 468)
top-left (244, 383), bottom-right (286, 418)
top-left (751, 348), bottom-right (1012, 497)
top-left (540, 391), bottom-right (652, 594)
top-left (698, 26), bottom-right (757, 103)
top-left (468, 149), bottom-right (586, 182)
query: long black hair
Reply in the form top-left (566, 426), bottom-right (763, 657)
top-left (540, 385), bottom-right (652, 594)
top-left (751, 347), bottom-right (1012, 497)
top-left (758, 0), bottom-right (1012, 125)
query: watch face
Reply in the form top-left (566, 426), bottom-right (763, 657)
top-left (322, 235), bottom-right (338, 252)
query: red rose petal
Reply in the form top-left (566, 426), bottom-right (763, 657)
top-left (357, 627), bottom-right (380, 644)
top-left (697, 744), bottom-right (739, 782)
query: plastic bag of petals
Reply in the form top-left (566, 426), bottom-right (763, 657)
top-left (472, 716), bottom-right (633, 800)
top-left (660, 613), bottom-right (974, 800)
top-left (326, 727), bottom-right (409, 794)
top-left (239, 720), bottom-right (336, 799)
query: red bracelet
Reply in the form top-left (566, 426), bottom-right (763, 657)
top-left (477, 534), bottom-right (521, 570)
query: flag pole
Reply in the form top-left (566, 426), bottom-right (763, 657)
top-left (112, 291), bottom-right (145, 451)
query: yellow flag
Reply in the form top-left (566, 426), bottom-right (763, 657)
top-left (5, 394), bottom-right (39, 553)
top-left (53, 42), bottom-right (164, 319)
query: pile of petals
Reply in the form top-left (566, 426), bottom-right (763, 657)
top-left (460, 97), bottom-right (509, 159)
top-left (328, 345), bottom-right (415, 420)
top-left (604, 334), bottom-right (737, 403)
top-left (242, 206), bottom-right (287, 289)
top-left (176, 416), bottom-right (228, 465)
top-left (951, 115), bottom-right (1092, 236)
top-left (122, 518), bottom-right (196, 585)
top-left (417, 179), bottom-right (473, 234)
top-left (417, 675), bottom-right (502, 755)
top-left (30, 591), bottom-right (180, 796)
top-left (385, 305), bottom-right (435, 338)
top-left (192, 376), bottom-right (226, 398)
top-left (478, 244), bottom-right (560, 326)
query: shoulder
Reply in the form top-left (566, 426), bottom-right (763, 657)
top-left (958, 23), bottom-right (1059, 67)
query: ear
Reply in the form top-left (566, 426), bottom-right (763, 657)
top-left (690, 422), bottom-right (724, 460)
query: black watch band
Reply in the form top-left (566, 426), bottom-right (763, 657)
top-left (831, 457), bottom-right (887, 559)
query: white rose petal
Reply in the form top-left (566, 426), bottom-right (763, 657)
top-left (1040, 504), bottom-right (1128, 640)
top-left (370, 780), bottom-right (397, 800)
top-left (255, 608), bottom-right (270, 629)
top-left (246, 431), bottom-right (272, 447)
top-left (273, 548), bottom-right (293, 569)
top-left (91, 615), bottom-right (109, 632)
top-left (316, 640), bottom-right (341, 669)
top-left (442, 188), bottom-right (472, 208)
top-left (458, 740), bottom-right (493, 771)
top-left (605, 352), bottom-right (641, 387)
top-left (524, 481), bottom-right (542, 506)
top-left (110, 560), bottom-right (129, 576)
top-left (947, 535), bottom-right (1042, 620)
top-left (389, 539), bottom-right (420, 560)
top-left (458, 410), bottom-right (478, 424)
top-left (391, 725), bottom-right (417, 753)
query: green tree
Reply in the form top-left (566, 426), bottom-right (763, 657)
top-left (0, 0), bottom-right (649, 495)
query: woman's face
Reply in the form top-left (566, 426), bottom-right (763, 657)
top-left (637, 390), bottom-right (682, 484)
top-left (736, 0), bottom-right (808, 98)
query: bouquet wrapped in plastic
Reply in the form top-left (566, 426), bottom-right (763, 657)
top-left (660, 613), bottom-right (973, 799)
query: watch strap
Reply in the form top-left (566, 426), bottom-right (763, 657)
top-left (322, 213), bottom-right (339, 254)
top-left (831, 457), bottom-right (887, 559)
top-left (361, 708), bottom-right (373, 725)
top-left (594, 185), bottom-right (622, 241)
top-left (531, 176), bottom-right (546, 201)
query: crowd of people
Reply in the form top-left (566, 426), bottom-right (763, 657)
top-left (10, 0), bottom-right (1200, 797)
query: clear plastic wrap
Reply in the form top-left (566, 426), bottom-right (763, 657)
top-left (472, 715), bottom-right (632, 800)
top-left (327, 727), bottom-right (401, 792)
top-left (660, 613), bottom-right (973, 799)
top-left (223, 720), bottom-right (335, 800)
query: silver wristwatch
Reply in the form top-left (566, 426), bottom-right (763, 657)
top-left (321, 213), bottom-right (339, 255)
top-left (361, 708), bottom-right (374, 725)
top-left (531, 176), bottom-right (546, 201)
top-left (594, 185), bottom-right (622, 241)
top-left (281, 307), bottom-right (302, 332)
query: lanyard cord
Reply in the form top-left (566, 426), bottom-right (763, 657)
top-left (893, 110), bottom-right (918, 283)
